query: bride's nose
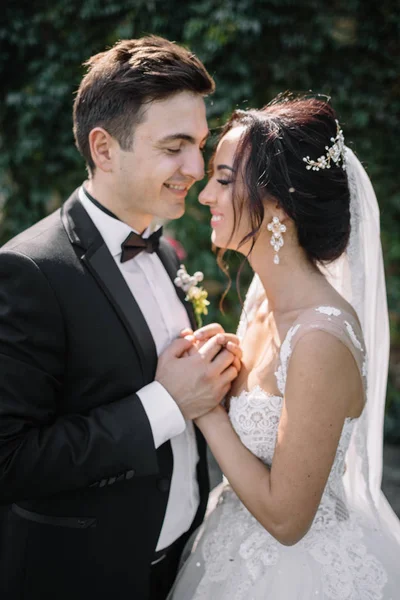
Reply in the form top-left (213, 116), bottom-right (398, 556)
top-left (198, 181), bottom-right (215, 206)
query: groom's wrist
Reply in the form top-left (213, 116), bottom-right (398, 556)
top-left (137, 382), bottom-right (186, 448)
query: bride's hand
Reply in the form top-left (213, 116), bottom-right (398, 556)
top-left (180, 324), bottom-right (242, 372)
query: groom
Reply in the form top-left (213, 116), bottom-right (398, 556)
top-left (0, 36), bottom-right (239, 600)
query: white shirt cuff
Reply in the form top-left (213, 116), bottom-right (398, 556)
top-left (137, 381), bottom-right (186, 449)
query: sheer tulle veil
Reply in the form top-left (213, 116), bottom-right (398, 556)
top-left (321, 147), bottom-right (400, 542)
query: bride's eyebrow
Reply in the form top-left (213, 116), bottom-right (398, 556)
top-left (217, 164), bottom-right (235, 173)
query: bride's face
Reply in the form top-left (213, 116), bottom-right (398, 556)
top-left (198, 126), bottom-right (252, 252)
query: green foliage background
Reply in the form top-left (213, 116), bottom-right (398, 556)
top-left (1, 0), bottom-right (399, 440)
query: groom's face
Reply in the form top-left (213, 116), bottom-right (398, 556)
top-left (112, 91), bottom-right (209, 231)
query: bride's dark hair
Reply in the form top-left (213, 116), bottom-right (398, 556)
top-left (216, 94), bottom-right (351, 268)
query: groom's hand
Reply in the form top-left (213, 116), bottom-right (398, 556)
top-left (155, 335), bottom-right (240, 420)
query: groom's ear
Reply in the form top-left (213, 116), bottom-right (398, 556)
top-left (88, 127), bottom-right (116, 174)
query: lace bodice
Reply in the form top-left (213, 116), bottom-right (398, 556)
top-left (229, 386), bottom-right (355, 501)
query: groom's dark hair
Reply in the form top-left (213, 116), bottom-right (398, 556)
top-left (73, 35), bottom-right (215, 173)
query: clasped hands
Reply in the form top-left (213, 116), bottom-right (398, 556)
top-left (155, 324), bottom-right (242, 422)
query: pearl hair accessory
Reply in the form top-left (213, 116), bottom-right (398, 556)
top-left (303, 120), bottom-right (346, 171)
top-left (267, 216), bottom-right (286, 265)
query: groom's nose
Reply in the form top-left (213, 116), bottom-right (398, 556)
top-left (181, 148), bottom-right (205, 182)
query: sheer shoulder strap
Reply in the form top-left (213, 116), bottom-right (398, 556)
top-left (275, 306), bottom-right (367, 397)
top-left (236, 275), bottom-right (265, 341)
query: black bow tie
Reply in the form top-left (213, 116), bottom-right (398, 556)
top-left (120, 228), bottom-right (163, 263)
top-left (80, 186), bottom-right (163, 263)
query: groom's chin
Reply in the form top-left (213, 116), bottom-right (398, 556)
top-left (169, 204), bottom-right (186, 220)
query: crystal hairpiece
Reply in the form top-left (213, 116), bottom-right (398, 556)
top-left (303, 120), bottom-right (346, 171)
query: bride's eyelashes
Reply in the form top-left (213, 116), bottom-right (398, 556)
top-left (217, 179), bottom-right (233, 186)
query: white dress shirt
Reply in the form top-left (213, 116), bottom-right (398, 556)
top-left (79, 187), bottom-right (200, 551)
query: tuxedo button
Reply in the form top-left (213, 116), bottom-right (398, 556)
top-left (99, 479), bottom-right (108, 488)
top-left (107, 476), bottom-right (117, 485)
top-left (125, 469), bottom-right (135, 480)
top-left (157, 478), bottom-right (170, 493)
top-left (78, 519), bottom-right (88, 527)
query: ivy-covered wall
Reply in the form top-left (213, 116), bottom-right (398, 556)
top-left (1, 0), bottom-right (399, 439)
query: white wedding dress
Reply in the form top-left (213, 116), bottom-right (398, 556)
top-left (169, 298), bottom-right (400, 600)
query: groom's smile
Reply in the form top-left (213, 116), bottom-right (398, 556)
top-left (163, 181), bottom-right (191, 197)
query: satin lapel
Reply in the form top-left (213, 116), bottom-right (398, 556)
top-left (61, 190), bottom-right (158, 384)
top-left (83, 242), bottom-right (158, 383)
top-left (156, 240), bottom-right (197, 331)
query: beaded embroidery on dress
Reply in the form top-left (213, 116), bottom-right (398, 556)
top-left (168, 291), bottom-right (399, 600)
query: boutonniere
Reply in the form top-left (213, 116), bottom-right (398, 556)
top-left (174, 265), bottom-right (210, 328)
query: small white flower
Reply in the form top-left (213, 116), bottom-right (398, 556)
top-left (194, 271), bottom-right (204, 283)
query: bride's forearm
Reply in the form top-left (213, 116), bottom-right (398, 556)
top-left (195, 407), bottom-right (295, 544)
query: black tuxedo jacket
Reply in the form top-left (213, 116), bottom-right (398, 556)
top-left (0, 189), bottom-right (210, 600)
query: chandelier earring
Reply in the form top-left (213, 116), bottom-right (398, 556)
top-left (267, 216), bottom-right (286, 265)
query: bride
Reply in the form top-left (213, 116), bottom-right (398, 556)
top-left (169, 95), bottom-right (400, 599)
